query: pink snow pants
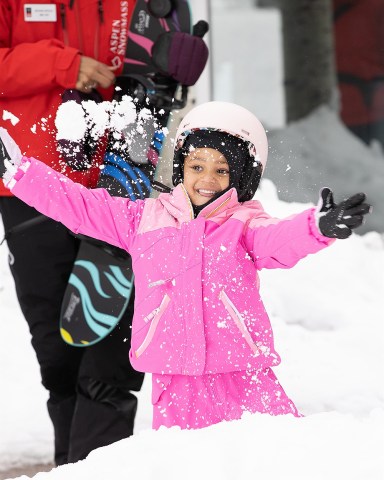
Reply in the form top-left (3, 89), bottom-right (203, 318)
top-left (152, 367), bottom-right (300, 430)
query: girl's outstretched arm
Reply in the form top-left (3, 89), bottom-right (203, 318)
top-left (315, 187), bottom-right (371, 239)
top-left (0, 127), bottom-right (143, 252)
top-left (243, 188), bottom-right (370, 270)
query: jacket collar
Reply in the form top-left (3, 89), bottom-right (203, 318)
top-left (158, 184), bottom-right (241, 223)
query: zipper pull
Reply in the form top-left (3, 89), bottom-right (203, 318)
top-left (60, 4), bottom-right (66, 30)
top-left (148, 278), bottom-right (175, 288)
top-left (98, 0), bottom-right (104, 23)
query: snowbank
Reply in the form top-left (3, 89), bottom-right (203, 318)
top-left (13, 410), bottom-right (384, 480)
top-left (264, 106), bottom-right (384, 233)
top-left (1, 182), bottom-right (383, 479)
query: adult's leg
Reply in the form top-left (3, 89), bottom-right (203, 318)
top-left (0, 197), bottom-right (83, 465)
top-left (68, 286), bottom-right (145, 463)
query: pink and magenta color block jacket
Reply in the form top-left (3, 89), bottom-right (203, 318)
top-left (9, 157), bottom-right (334, 376)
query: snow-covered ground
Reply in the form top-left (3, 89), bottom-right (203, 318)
top-left (0, 181), bottom-right (383, 479)
top-left (1, 4), bottom-right (384, 480)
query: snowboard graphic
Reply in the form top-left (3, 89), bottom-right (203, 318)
top-left (60, 240), bottom-right (134, 346)
top-left (60, 0), bottom-right (196, 346)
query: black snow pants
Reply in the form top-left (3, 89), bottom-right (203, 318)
top-left (0, 197), bottom-right (144, 465)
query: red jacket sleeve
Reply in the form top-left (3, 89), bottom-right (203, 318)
top-left (0, 3), bottom-right (80, 97)
top-left (0, 38), bottom-right (81, 98)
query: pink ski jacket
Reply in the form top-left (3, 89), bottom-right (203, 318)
top-left (9, 157), bottom-right (334, 376)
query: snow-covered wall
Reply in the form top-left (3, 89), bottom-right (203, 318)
top-left (265, 106), bottom-right (383, 233)
top-left (210, 4), bottom-right (383, 233)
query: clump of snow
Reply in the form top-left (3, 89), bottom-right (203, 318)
top-left (55, 95), bottom-right (154, 145)
top-left (2, 110), bottom-right (19, 126)
top-left (108, 96), bottom-right (137, 132)
top-left (81, 100), bottom-right (111, 141)
top-left (55, 102), bottom-right (87, 141)
top-left (54, 96), bottom-right (164, 165)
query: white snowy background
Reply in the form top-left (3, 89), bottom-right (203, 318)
top-left (1, 4), bottom-right (384, 480)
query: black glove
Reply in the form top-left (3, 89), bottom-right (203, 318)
top-left (151, 20), bottom-right (209, 86)
top-left (316, 187), bottom-right (372, 239)
top-left (0, 127), bottom-right (23, 182)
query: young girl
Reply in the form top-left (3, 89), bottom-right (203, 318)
top-left (0, 101), bottom-right (370, 430)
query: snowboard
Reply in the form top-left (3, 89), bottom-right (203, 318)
top-left (60, 0), bottom-right (193, 346)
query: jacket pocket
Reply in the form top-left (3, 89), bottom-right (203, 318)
top-left (134, 294), bottom-right (171, 358)
top-left (219, 290), bottom-right (260, 355)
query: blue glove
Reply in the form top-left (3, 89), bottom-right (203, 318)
top-left (316, 187), bottom-right (372, 239)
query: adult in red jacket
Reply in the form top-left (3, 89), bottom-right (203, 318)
top-left (333, 0), bottom-right (384, 148)
top-left (0, 0), bottom-right (144, 465)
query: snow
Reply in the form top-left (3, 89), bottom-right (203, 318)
top-left (1, 4), bottom-right (384, 480)
top-left (3, 411), bottom-right (383, 480)
top-left (55, 95), bottom-right (152, 146)
top-left (264, 106), bottom-right (384, 234)
top-left (55, 101), bottom-right (88, 141)
top-left (1, 111), bottom-right (19, 127)
top-left (1, 181), bottom-right (383, 479)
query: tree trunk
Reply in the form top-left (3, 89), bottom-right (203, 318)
top-left (263, 0), bottom-right (337, 123)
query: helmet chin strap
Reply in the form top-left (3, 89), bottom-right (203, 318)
top-left (237, 168), bottom-right (261, 202)
top-left (151, 180), bottom-right (172, 194)
top-left (152, 167), bottom-right (262, 206)
top-left (191, 186), bottom-right (233, 218)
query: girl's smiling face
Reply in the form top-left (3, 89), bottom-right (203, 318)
top-left (183, 147), bottom-right (230, 206)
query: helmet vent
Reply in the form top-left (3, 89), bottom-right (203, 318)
top-left (240, 128), bottom-right (250, 136)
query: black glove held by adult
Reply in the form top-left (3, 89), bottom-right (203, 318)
top-left (151, 20), bottom-right (209, 86)
top-left (316, 187), bottom-right (372, 239)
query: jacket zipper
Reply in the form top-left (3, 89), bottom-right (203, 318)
top-left (204, 197), bottom-right (231, 219)
top-left (219, 290), bottom-right (260, 356)
top-left (135, 294), bottom-right (171, 358)
top-left (94, 0), bottom-right (104, 60)
top-left (60, 4), bottom-right (69, 46)
top-left (180, 184), bottom-right (233, 220)
top-left (74, 0), bottom-right (84, 53)
top-left (180, 184), bottom-right (194, 220)
top-left (60, 1), bottom-right (101, 59)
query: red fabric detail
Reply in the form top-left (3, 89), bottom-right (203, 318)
top-left (0, 0), bottom-right (136, 196)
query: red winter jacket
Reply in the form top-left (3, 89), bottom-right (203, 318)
top-left (0, 0), bottom-right (135, 196)
top-left (333, 0), bottom-right (384, 127)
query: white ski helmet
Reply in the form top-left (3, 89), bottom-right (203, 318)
top-left (172, 101), bottom-right (268, 201)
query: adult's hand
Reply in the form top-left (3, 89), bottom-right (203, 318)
top-left (75, 56), bottom-right (118, 93)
